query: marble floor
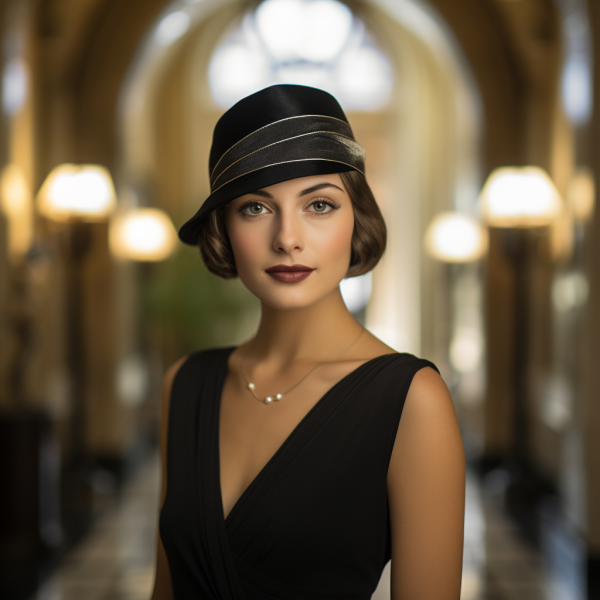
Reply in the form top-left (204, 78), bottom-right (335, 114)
top-left (27, 450), bottom-right (587, 600)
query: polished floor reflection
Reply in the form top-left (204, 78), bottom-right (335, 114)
top-left (28, 451), bottom-right (586, 600)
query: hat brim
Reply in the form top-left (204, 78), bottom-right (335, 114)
top-left (178, 160), bottom-right (358, 245)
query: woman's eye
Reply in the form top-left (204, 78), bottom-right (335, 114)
top-left (240, 199), bottom-right (337, 217)
top-left (243, 203), bottom-right (266, 215)
top-left (307, 199), bottom-right (341, 215)
top-left (312, 200), bottom-right (329, 212)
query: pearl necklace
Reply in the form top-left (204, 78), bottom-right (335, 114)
top-left (241, 327), bottom-right (365, 404)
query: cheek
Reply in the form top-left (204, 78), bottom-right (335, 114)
top-left (227, 222), bottom-right (265, 273)
top-left (315, 212), bottom-right (354, 264)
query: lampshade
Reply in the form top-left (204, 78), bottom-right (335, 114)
top-left (109, 208), bottom-right (178, 261)
top-left (479, 166), bottom-right (562, 228)
top-left (424, 212), bottom-right (488, 263)
top-left (37, 164), bottom-right (117, 222)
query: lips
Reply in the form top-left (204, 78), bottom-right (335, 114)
top-left (265, 264), bottom-right (314, 272)
top-left (265, 264), bottom-right (315, 283)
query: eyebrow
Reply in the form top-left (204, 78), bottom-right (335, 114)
top-left (299, 183), bottom-right (344, 196)
top-left (248, 182), bottom-right (344, 199)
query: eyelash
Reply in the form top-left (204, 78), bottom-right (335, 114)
top-left (237, 198), bottom-right (342, 218)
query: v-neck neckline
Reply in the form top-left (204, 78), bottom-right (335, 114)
top-left (215, 345), bottom-right (398, 526)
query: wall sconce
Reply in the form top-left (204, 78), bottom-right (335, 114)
top-left (36, 163), bottom-right (117, 494)
top-left (479, 165), bottom-right (561, 509)
top-left (109, 208), bottom-right (177, 262)
top-left (424, 212), bottom-right (488, 263)
top-left (37, 164), bottom-right (116, 222)
top-left (479, 166), bottom-right (561, 228)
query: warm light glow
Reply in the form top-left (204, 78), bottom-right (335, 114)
top-left (255, 0), bottom-right (352, 63)
top-left (479, 166), bottom-right (562, 227)
top-left (110, 208), bottom-right (178, 261)
top-left (0, 164), bottom-right (32, 259)
top-left (450, 326), bottom-right (483, 373)
top-left (0, 163), bottom-right (29, 217)
top-left (37, 164), bottom-right (117, 222)
top-left (568, 167), bottom-right (595, 222)
top-left (424, 212), bottom-right (488, 263)
top-left (154, 11), bottom-right (190, 47)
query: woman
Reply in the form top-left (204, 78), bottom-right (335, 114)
top-left (151, 84), bottom-right (465, 600)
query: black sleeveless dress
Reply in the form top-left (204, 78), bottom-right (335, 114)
top-left (159, 345), bottom-right (440, 600)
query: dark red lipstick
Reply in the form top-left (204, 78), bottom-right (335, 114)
top-left (265, 264), bottom-right (315, 283)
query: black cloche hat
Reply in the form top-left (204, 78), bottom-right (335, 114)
top-left (178, 84), bottom-right (366, 245)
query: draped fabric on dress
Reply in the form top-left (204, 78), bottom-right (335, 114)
top-left (159, 346), bottom-right (439, 600)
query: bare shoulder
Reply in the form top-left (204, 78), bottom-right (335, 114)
top-left (406, 365), bottom-right (453, 413)
top-left (388, 363), bottom-right (464, 484)
top-left (387, 365), bottom-right (465, 599)
top-left (396, 366), bottom-right (460, 449)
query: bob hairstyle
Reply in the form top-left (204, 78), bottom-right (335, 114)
top-left (196, 170), bottom-right (387, 280)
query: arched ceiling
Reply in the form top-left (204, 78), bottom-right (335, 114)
top-left (33, 0), bottom-right (561, 179)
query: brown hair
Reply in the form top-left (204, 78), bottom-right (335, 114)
top-left (197, 170), bottom-right (387, 279)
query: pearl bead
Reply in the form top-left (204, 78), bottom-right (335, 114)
top-left (264, 396), bottom-right (273, 404)
top-left (275, 394), bottom-right (283, 401)
top-left (247, 382), bottom-right (255, 390)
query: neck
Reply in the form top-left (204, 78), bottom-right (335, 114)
top-left (246, 287), bottom-right (363, 367)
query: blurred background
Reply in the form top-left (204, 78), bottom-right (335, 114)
top-left (0, 0), bottom-right (598, 598)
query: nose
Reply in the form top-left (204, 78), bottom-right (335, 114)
top-left (272, 207), bottom-right (304, 255)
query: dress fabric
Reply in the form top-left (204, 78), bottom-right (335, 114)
top-left (159, 346), bottom-right (440, 600)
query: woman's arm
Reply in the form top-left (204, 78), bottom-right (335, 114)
top-left (387, 367), bottom-right (466, 600)
top-left (150, 355), bottom-right (189, 600)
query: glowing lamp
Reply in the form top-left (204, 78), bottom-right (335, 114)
top-left (424, 212), bottom-right (488, 263)
top-left (110, 208), bottom-right (178, 261)
top-left (479, 166), bottom-right (561, 228)
top-left (37, 164), bottom-right (117, 222)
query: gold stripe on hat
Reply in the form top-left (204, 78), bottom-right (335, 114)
top-left (210, 114), bottom-right (356, 182)
top-left (210, 130), bottom-right (362, 190)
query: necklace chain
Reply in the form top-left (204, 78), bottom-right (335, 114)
top-left (240, 327), bottom-right (365, 405)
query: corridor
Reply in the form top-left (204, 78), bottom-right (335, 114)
top-left (27, 452), bottom-right (585, 600)
top-left (1, 0), bottom-right (600, 598)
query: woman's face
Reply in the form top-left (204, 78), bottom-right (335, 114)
top-left (224, 173), bottom-right (355, 310)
